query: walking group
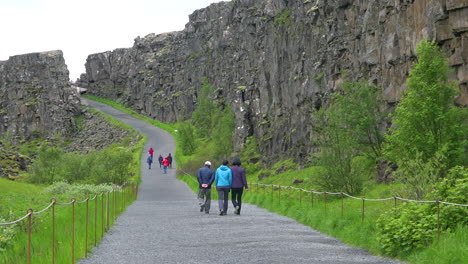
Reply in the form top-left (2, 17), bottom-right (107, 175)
top-left (147, 147), bottom-right (172, 173)
top-left (197, 157), bottom-right (248, 216)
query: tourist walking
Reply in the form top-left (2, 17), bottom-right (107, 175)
top-left (158, 154), bottom-right (163, 168)
top-left (167, 153), bottom-right (173, 168)
top-left (147, 155), bottom-right (153, 170)
top-left (162, 156), bottom-right (170, 174)
top-left (215, 160), bottom-right (232, 216)
top-left (231, 157), bottom-right (248, 215)
top-left (148, 147), bottom-right (154, 157)
top-left (197, 161), bottom-right (214, 214)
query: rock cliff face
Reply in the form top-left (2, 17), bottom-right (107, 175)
top-left (80, 0), bottom-right (468, 163)
top-left (0, 50), bottom-right (81, 140)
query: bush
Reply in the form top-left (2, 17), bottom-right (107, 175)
top-left (44, 182), bottom-right (115, 197)
top-left (377, 203), bottom-right (437, 256)
top-left (393, 150), bottom-right (447, 199)
top-left (0, 214), bottom-right (16, 252)
top-left (25, 145), bottom-right (134, 185)
top-left (26, 146), bottom-right (64, 184)
top-left (90, 148), bottom-right (133, 184)
top-left (377, 166), bottom-right (467, 256)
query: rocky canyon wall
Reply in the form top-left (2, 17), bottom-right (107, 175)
top-left (80, 0), bottom-right (468, 163)
top-left (0, 50), bottom-right (81, 140)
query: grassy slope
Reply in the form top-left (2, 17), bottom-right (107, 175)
top-left (82, 96), bottom-right (467, 264)
top-left (1, 178), bottom-right (135, 264)
top-left (0, 107), bottom-right (143, 263)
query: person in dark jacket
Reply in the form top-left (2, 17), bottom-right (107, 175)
top-left (231, 157), bottom-right (248, 215)
top-left (158, 154), bottom-right (163, 168)
top-left (167, 153), bottom-right (173, 168)
top-left (197, 161), bottom-right (214, 214)
top-left (146, 155), bottom-right (153, 170)
top-left (215, 160), bottom-right (232, 216)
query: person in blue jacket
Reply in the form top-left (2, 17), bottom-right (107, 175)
top-left (215, 160), bottom-right (232, 216)
top-left (197, 161), bottom-right (214, 214)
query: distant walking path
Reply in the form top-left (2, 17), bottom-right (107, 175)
top-left (80, 98), bottom-right (403, 264)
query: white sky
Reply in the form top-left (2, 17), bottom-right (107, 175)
top-left (0, 0), bottom-right (225, 80)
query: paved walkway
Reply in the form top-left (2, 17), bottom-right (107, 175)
top-left (80, 98), bottom-right (403, 264)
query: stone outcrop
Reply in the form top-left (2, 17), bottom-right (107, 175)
top-left (0, 50), bottom-right (81, 140)
top-left (64, 109), bottom-right (142, 154)
top-left (79, 0), bottom-right (468, 163)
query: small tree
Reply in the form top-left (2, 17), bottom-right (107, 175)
top-left (335, 80), bottom-right (387, 160)
top-left (385, 41), bottom-right (467, 171)
top-left (192, 77), bottom-right (217, 138)
top-left (312, 104), bottom-right (362, 194)
top-left (212, 107), bottom-right (235, 159)
top-left (178, 121), bottom-right (197, 155)
top-left (312, 79), bottom-right (386, 194)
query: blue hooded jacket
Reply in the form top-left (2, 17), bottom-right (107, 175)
top-left (215, 165), bottom-right (232, 187)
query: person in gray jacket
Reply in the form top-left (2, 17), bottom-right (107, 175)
top-left (197, 161), bottom-right (214, 214)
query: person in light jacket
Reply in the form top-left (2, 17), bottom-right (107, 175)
top-left (197, 161), bottom-right (214, 214)
top-left (231, 157), bottom-right (248, 215)
top-left (215, 160), bottom-right (232, 216)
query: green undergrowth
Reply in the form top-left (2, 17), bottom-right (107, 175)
top-left (0, 179), bottom-right (137, 264)
top-left (178, 172), bottom-right (466, 264)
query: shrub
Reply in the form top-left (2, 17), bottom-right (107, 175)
top-left (377, 203), bottom-right (437, 256)
top-left (26, 146), bottom-right (64, 184)
top-left (377, 166), bottom-right (467, 256)
top-left (274, 8), bottom-right (292, 26)
top-left (393, 149), bottom-right (447, 199)
top-left (0, 214), bottom-right (16, 252)
top-left (44, 182), bottom-right (115, 197)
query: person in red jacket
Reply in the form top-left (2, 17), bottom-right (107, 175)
top-left (162, 157), bottom-right (170, 174)
top-left (148, 147), bottom-right (154, 157)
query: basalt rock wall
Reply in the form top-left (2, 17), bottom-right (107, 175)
top-left (81, 0), bottom-right (468, 163)
top-left (0, 50), bottom-right (81, 140)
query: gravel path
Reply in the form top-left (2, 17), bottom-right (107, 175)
top-left (80, 98), bottom-right (403, 264)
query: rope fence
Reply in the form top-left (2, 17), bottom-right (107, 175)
top-left (0, 182), bottom-right (138, 264)
top-left (248, 182), bottom-right (467, 238)
top-left (180, 171), bottom-right (466, 240)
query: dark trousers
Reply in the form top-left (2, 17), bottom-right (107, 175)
top-left (217, 187), bottom-right (230, 213)
top-left (231, 188), bottom-right (244, 214)
top-left (198, 188), bottom-right (211, 212)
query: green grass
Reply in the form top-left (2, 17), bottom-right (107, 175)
top-left (0, 180), bottom-right (136, 264)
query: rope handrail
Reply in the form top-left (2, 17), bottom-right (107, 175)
top-left (0, 212), bottom-right (32, 226)
top-left (32, 201), bottom-right (55, 215)
top-left (395, 197), bottom-right (437, 203)
top-left (0, 182), bottom-right (133, 226)
top-left (248, 181), bottom-right (468, 206)
top-left (181, 173), bottom-right (468, 206)
top-left (440, 201), bottom-right (468, 207)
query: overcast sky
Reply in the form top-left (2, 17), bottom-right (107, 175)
top-left (0, 0), bottom-right (225, 80)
